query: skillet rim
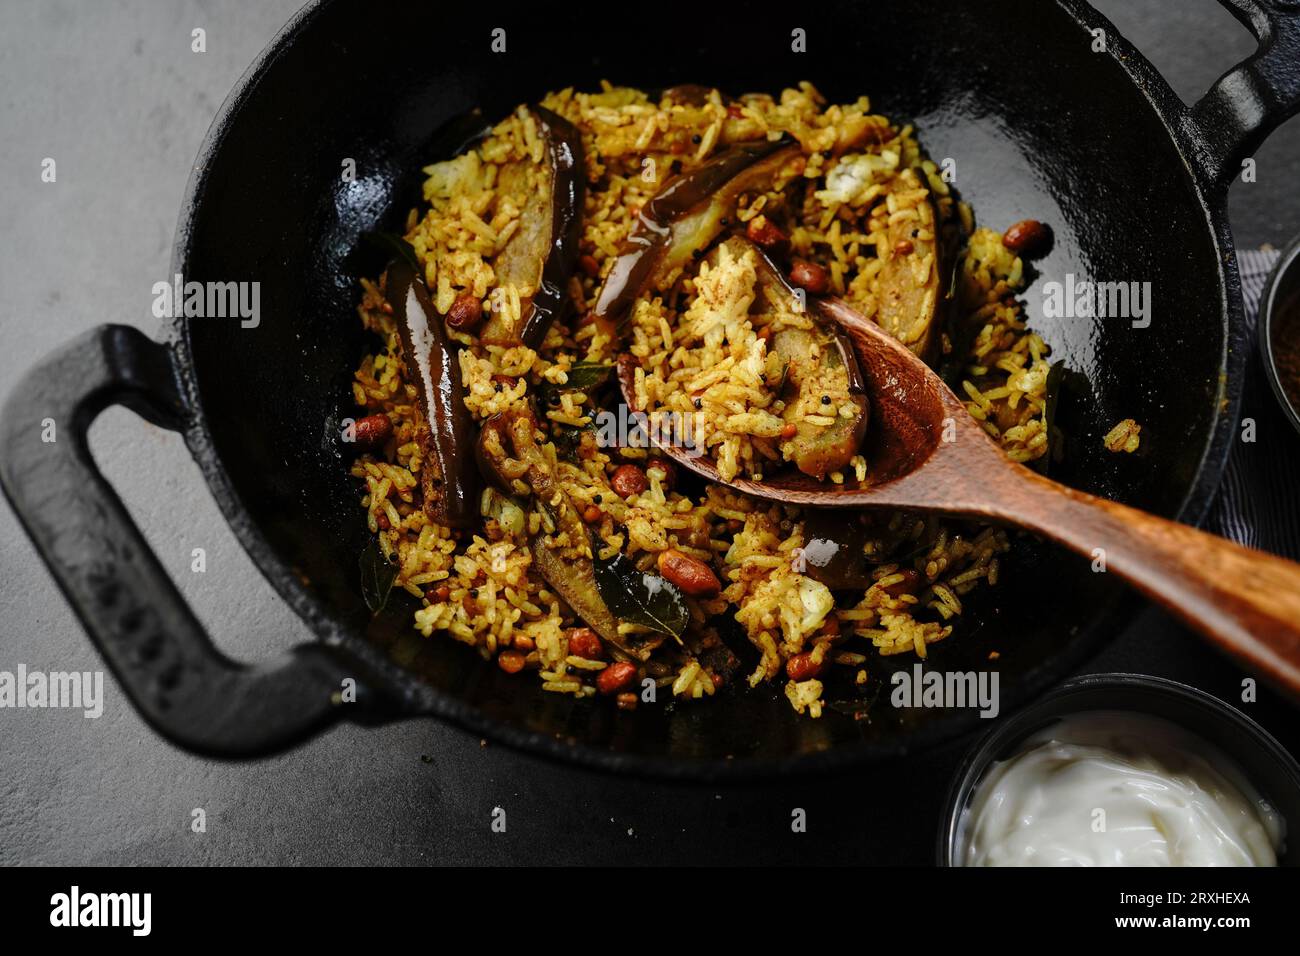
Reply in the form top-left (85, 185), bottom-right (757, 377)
top-left (164, 0), bottom-right (1247, 780)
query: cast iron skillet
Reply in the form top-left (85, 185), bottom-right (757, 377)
top-left (3, 0), bottom-right (1299, 778)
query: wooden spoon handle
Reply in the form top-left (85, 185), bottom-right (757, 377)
top-left (1004, 465), bottom-right (1300, 695)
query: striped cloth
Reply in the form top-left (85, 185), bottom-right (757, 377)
top-left (1205, 249), bottom-right (1300, 560)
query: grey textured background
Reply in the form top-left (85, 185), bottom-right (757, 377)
top-left (1, 0), bottom-right (1298, 865)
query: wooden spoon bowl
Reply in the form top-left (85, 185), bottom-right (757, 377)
top-left (618, 296), bottom-right (1300, 697)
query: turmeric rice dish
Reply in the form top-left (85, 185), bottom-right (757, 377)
top-left (346, 83), bottom-right (1053, 718)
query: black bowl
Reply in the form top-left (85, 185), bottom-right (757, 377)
top-left (938, 673), bottom-right (1300, 865)
top-left (1260, 233), bottom-right (1300, 438)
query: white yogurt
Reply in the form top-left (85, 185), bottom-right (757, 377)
top-left (961, 711), bottom-right (1284, 867)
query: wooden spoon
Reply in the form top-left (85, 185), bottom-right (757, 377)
top-left (617, 298), bottom-right (1300, 696)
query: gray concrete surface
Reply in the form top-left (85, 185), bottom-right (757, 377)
top-left (1, 0), bottom-right (1297, 865)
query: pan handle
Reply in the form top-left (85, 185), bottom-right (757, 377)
top-left (0, 325), bottom-right (402, 756)
top-left (1182, 0), bottom-right (1300, 191)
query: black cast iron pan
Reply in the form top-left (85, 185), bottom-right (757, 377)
top-left (3, 0), bottom-right (1299, 778)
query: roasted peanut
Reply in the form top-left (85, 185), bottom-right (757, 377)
top-left (578, 254), bottom-right (601, 278)
top-left (745, 215), bottom-right (788, 253)
top-left (582, 505), bottom-right (603, 524)
top-left (497, 650), bottom-right (527, 674)
top-left (893, 238), bottom-right (914, 257)
top-left (352, 413), bottom-right (392, 449)
top-left (1002, 219), bottom-right (1051, 258)
top-left (656, 548), bottom-right (722, 597)
top-left (616, 691), bottom-right (638, 711)
top-left (780, 422), bottom-right (798, 440)
top-left (432, 584), bottom-right (451, 602)
top-left (786, 652), bottom-right (822, 681)
top-left (610, 464), bottom-right (649, 498)
top-left (789, 260), bottom-right (830, 295)
top-left (445, 292), bottom-right (483, 331)
top-left (597, 661), bottom-right (638, 695)
top-left (567, 627), bottom-right (604, 660)
top-left (645, 457), bottom-right (676, 492)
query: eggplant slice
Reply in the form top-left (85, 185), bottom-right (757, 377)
top-left (872, 168), bottom-right (947, 362)
top-left (749, 242), bottom-right (871, 479)
top-left (387, 258), bottom-right (481, 528)
top-left (591, 134), bottom-right (802, 341)
top-left (480, 105), bottom-right (585, 349)
top-left (476, 408), bottom-right (665, 662)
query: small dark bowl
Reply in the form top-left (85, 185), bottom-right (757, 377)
top-left (937, 673), bottom-right (1300, 866)
top-left (1261, 234), bottom-right (1300, 438)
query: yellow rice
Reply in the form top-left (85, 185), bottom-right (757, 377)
top-left (349, 82), bottom-right (1051, 717)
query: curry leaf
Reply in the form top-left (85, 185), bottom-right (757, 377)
top-left (360, 536), bottom-right (399, 614)
top-left (363, 231), bottom-right (422, 276)
top-left (589, 530), bottom-right (688, 641)
top-left (1042, 360), bottom-right (1065, 476)
top-left (1041, 359), bottom-right (1090, 476)
top-left (537, 362), bottom-right (613, 409)
top-left (560, 362), bottom-right (614, 390)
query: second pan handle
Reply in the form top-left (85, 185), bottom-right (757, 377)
top-left (1181, 0), bottom-right (1300, 191)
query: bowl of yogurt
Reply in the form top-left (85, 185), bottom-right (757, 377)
top-left (939, 674), bottom-right (1300, 866)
